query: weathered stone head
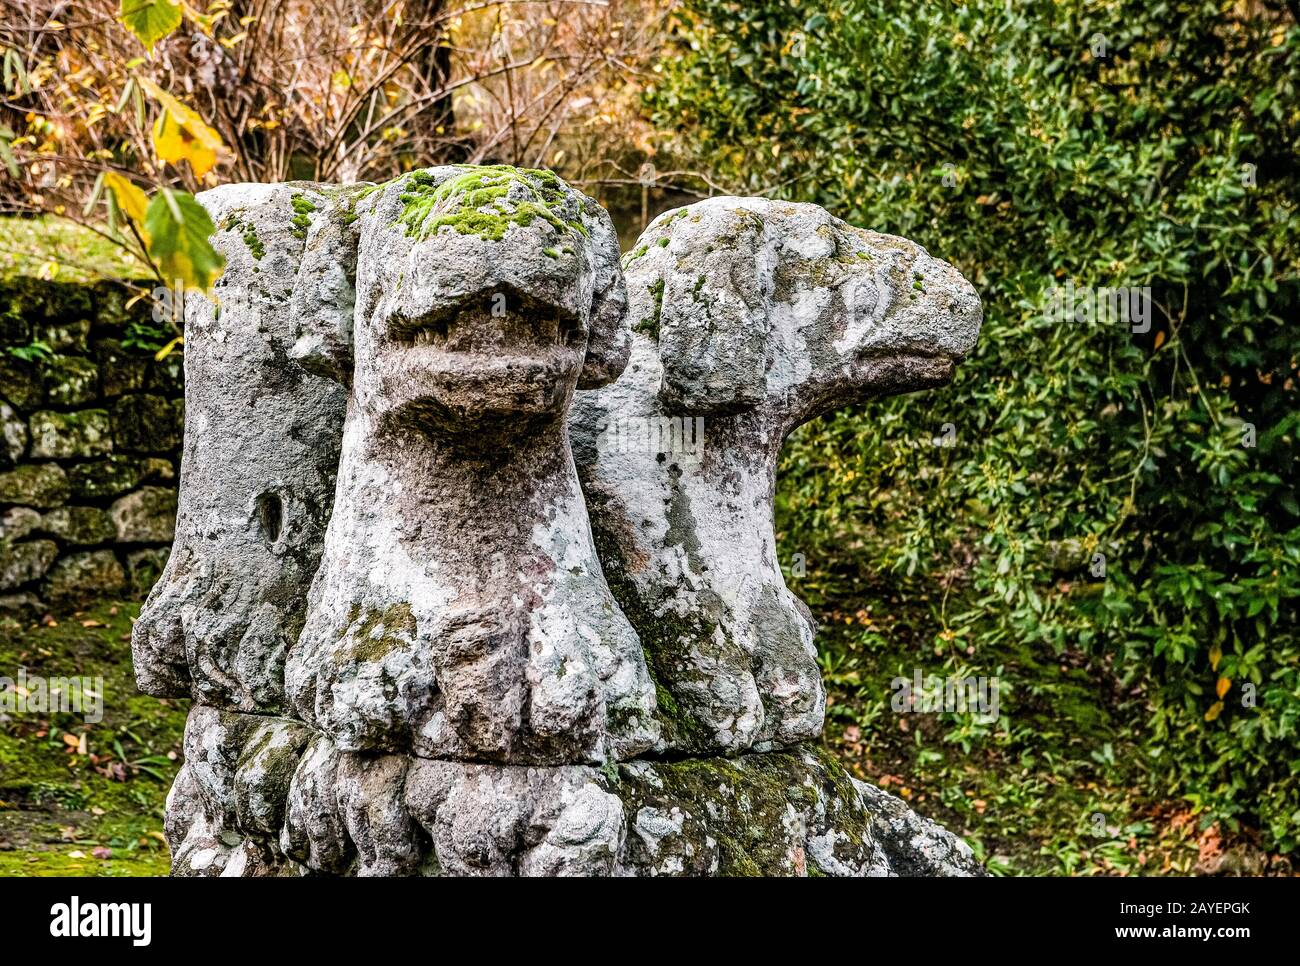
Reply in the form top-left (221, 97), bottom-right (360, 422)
top-left (351, 166), bottom-right (629, 437)
top-left (572, 197), bottom-right (982, 755)
top-left (639, 197), bottom-right (980, 421)
top-left (132, 183), bottom-right (348, 712)
top-left (285, 166), bottom-right (658, 765)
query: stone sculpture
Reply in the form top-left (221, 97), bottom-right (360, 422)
top-left (571, 199), bottom-right (982, 754)
top-left (138, 165), bottom-right (987, 877)
top-left (133, 183), bottom-right (348, 711)
top-left (284, 167), bottom-right (657, 764)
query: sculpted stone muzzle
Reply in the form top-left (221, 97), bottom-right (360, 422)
top-left (379, 293), bottom-right (586, 431)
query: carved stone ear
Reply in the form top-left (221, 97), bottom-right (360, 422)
top-left (577, 200), bottom-right (631, 390)
top-left (632, 204), bottom-right (772, 414)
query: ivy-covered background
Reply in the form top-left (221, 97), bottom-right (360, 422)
top-left (647, 0), bottom-right (1299, 871)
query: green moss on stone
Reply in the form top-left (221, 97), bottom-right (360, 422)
top-left (610, 746), bottom-right (873, 876)
top-left (218, 212), bottom-right (266, 260)
top-left (395, 165), bottom-right (586, 244)
top-left (633, 276), bottom-right (666, 340)
top-left (336, 602), bottom-right (417, 664)
top-left (622, 244), bottom-right (649, 268)
top-left (289, 193), bottom-right (318, 240)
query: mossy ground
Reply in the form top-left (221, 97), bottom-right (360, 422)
top-left (0, 600), bottom-right (185, 877)
top-left (0, 216), bottom-right (151, 282)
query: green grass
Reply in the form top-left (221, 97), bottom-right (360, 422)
top-left (0, 600), bottom-right (185, 877)
top-left (0, 216), bottom-right (152, 282)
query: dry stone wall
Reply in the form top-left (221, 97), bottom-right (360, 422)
top-left (0, 276), bottom-right (182, 613)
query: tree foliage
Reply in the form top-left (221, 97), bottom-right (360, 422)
top-left (1, 1), bottom-right (668, 293)
top-left (649, 0), bottom-right (1300, 850)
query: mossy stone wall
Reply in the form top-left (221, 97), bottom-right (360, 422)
top-left (0, 278), bottom-right (182, 612)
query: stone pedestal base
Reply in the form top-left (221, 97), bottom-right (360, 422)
top-left (166, 707), bottom-right (984, 877)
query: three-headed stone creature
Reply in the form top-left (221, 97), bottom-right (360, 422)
top-left (138, 166), bottom-right (988, 877)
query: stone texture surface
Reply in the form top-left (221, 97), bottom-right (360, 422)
top-left (0, 356), bottom-right (39, 409)
top-left (112, 393), bottom-right (180, 453)
top-left (42, 355), bottom-right (98, 406)
top-left (68, 456), bottom-right (171, 500)
top-left (0, 538), bottom-right (57, 590)
top-left (144, 169), bottom-right (986, 877)
top-left (38, 317), bottom-right (91, 354)
top-left (167, 705), bottom-right (984, 877)
top-left (29, 409), bottom-right (113, 458)
top-left (851, 778), bottom-right (983, 877)
top-left (1, 401), bottom-right (25, 467)
top-left (109, 486), bottom-right (176, 543)
top-left (1, 506), bottom-right (40, 541)
top-left (132, 183), bottom-right (349, 711)
top-left (39, 505), bottom-right (115, 545)
top-left (571, 198), bottom-right (982, 755)
top-left (286, 166), bottom-right (655, 765)
top-left (96, 338), bottom-right (148, 397)
top-left (126, 547), bottom-right (170, 596)
top-left (0, 463), bottom-right (68, 508)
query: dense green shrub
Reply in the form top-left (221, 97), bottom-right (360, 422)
top-left (648, 0), bottom-right (1300, 849)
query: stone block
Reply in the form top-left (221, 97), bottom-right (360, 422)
top-left (110, 486), bottom-right (177, 543)
top-left (112, 394), bottom-right (179, 453)
top-left (43, 549), bottom-right (125, 602)
top-left (0, 463), bottom-right (69, 508)
top-left (29, 409), bottom-right (113, 459)
top-left (0, 539), bottom-right (57, 590)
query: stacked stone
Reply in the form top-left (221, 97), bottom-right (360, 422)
top-left (139, 169), bottom-right (988, 877)
top-left (0, 277), bottom-right (183, 612)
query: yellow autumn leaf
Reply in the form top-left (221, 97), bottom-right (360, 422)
top-left (1204, 700), bottom-right (1224, 722)
top-left (155, 335), bottom-right (184, 361)
top-left (180, 1), bottom-right (220, 35)
top-left (1216, 676), bottom-right (1232, 699)
top-left (103, 172), bottom-right (150, 242)
top-left (138, 77), bottom-right (223, 177)
top-left (143, 189), bottom-right (224, 294)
